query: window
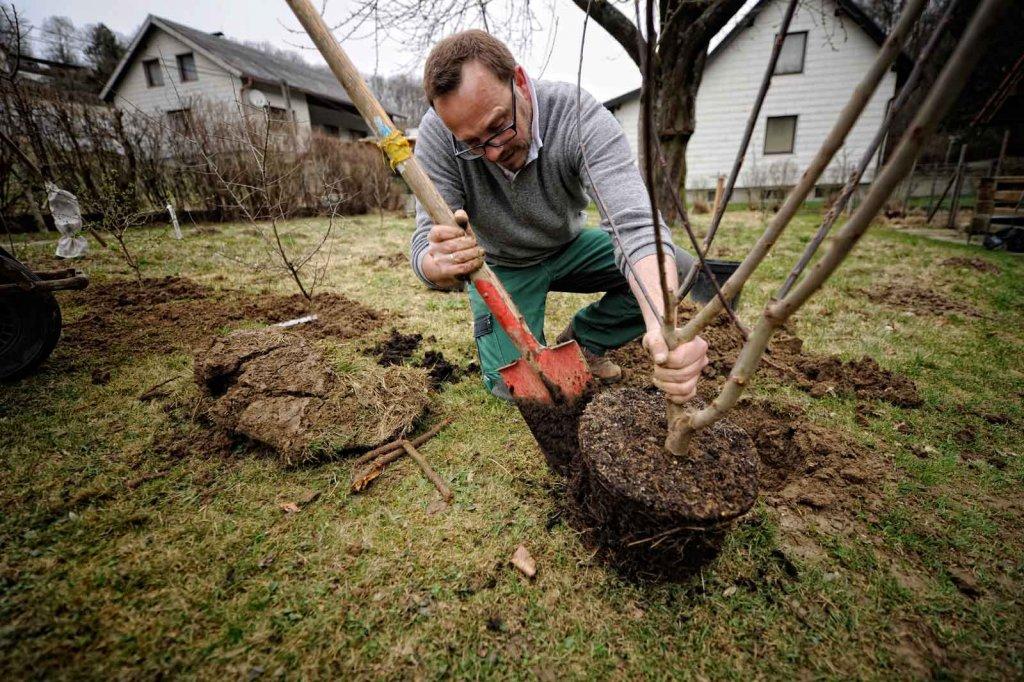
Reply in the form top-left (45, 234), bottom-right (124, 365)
top-left (266, 106), bottom-right (291, 131)
top-left (774, 31), bottom-right (807, 75)
top-left (764, 115), bottom-right (797, 154)
top-left (143, 58), bottom-right (163, 87)
top-left (167, 108), bottom-right (193, 135)
top-left (176, 53), bottom-right (198, 82)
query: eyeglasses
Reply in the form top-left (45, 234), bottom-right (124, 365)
top-left (451, 78), bottom-right (518, 160)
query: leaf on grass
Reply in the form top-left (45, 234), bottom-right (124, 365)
top-left (350, 465), bottom-right (384, 493)
top-left (723, 586), bottom-right (738, 597)
top-left (511, 545), bottom-right (536, 579)
top-left (279, 501), bottom-right (301, 513)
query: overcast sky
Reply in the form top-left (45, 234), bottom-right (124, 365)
top-left (18, 0), bottom-right (757, 102)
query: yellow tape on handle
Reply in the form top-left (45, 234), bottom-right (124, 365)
top-left (378, 130), bottom-right (412, 170)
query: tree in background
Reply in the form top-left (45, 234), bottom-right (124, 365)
top-left (40, 15), bottom-right (79, 65)
top-left (0, 3), bottom-right (32, 58)
top-left (368, 72), bottom-right (428, 127)
top-left (83, 23), bottom-right (125, 83)
top-left (328, 0), bottom-right (749, 223)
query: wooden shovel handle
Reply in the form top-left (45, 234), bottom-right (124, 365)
top-left (284, 0), bottom-right (538, 359)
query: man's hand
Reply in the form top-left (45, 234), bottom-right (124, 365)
top-left (643, 331), bottom-right (709, 404)
top-left (420, 209), bottom-right (486, 288)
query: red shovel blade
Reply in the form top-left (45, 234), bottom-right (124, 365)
top-left (498, 340), bottom-right (592, 403)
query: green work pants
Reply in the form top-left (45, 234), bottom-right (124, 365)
top-left (468, 228), bottom-right (664, 397)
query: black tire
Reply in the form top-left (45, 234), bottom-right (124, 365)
top-left (0, 249), bottom-right (62, 381)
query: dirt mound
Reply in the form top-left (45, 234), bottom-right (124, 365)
top-left (60, 276), bottom-right (390, 368)
top-left (791, 356), bottom-right (922, 407)
top-left (194, 327), bottom-right (431, 465)
top-left (516, 387), bottom-right (597, 476)
top-left (609, 302), bottom-right (921, 408)
top-left (600, 342), bottom-right (883, 511)
top-left (940, 256), bottom-right (1001, 274)
top-left (866, 283), bottom-right (981, 317)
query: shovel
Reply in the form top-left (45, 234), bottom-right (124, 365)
top-left (285, 0), bottom-right (592, 406)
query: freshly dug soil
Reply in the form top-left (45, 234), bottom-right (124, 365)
top-left (792, 356), bottom-right (923, 407)
top-left (366, 328), bottom-right (422, 366)
top-left (597, 341), bottom-right (883, 514)
top-left (940, 256), bottom-right (1000, 274)
top-left (516, 386), bottom-right (596, 476)
top-left (60, 276), bottom-right (389, 370)
top-left (866, 283), bottom-right (981, 317)
top-left (194, 327), bottom-right (431, 465)
top-left (565, 388), bottom-right (756, 579)
top-left (418, 350), bottom-right (461, 388)
top-left (608, 300), bottom-right (923, 408)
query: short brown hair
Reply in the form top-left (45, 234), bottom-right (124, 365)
top-left (423, 30), bottom-right (516, 104)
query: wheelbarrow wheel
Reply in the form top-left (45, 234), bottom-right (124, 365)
top-left (0, 250), bottom-right (62, 381)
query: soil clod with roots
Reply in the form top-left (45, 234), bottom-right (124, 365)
top-left (194, 327), bottom-right (432, 466)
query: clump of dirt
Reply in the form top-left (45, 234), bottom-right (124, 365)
top-left (866, 283), bottom-right (981, 317)
top-left (418, 350), bottom-right (461, 388)
top-left (366, 328), bottom-right (423, 366)
top-left (791, 356), bottom-right (923, 407)
top-left (60, 276), bottom-right (390, 370)
top-left (516, 386), bottom-right (596, 476)
top-left (608, 301), bottom-right (922, 408)
top-left (194, 327), bottom-right (431, 465)
top-left (364, 330), bottom-right (464, 389)
top-left (940, 256), bottom-right (1001, 275)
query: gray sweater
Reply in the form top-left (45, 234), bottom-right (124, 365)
top-left (410, 79), bottom-right (689, 289)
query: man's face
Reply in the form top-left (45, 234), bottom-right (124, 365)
top-left (434, 61), bottom-right (532, 172)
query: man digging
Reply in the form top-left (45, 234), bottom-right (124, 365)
top-left (410, 30), bottom-right (708, 405)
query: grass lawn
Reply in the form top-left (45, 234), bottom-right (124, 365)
top-left (1, 207), bottom-right (1022, 679)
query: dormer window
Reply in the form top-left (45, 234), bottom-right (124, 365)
top-left (143, 58), bottom-right (163, 87)
top-left (177, 53), bottom-right (198, 82)
top-left (774, 31), bottom-right (807, 75)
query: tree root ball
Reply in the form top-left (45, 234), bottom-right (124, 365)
top-left (572, 387), bottom-right (759, 541)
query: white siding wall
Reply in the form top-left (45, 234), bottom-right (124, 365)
top-left (110, 28), bottom-right (318, 137)
top-left (609, 0), bottom-right (896, 193)
top-left (110, 29), bottom-right (243, 121)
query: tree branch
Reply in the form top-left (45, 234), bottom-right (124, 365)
top-left (570, 0), bottom-right (645, 67)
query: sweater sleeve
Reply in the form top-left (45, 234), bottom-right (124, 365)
top-left (409, 110), bottom-right (467, 291)
top-left (571, 88), bottom-right (693, 279)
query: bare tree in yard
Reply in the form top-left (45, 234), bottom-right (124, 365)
top-left (40, 16), bottom-right (80, 65)
top-left (170, 99), bottom-right (348, 301)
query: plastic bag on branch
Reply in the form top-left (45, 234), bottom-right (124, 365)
top-left (46, 182), bottom-right (88, 259)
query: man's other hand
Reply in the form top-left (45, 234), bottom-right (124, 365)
top-left (422, 209), bottom-right (486, 287)
top-left (643, 331), bottom-right (709, 404)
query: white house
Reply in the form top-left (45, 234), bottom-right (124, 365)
top-left (100, 15), bottom-right (395, 141)
top-left (604, 0), bottom-right (901, 203)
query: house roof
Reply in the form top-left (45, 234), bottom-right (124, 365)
top-left (100, 15), bottom-right (399, 117)
top-left (602, 0), bottom-right (898, 110)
